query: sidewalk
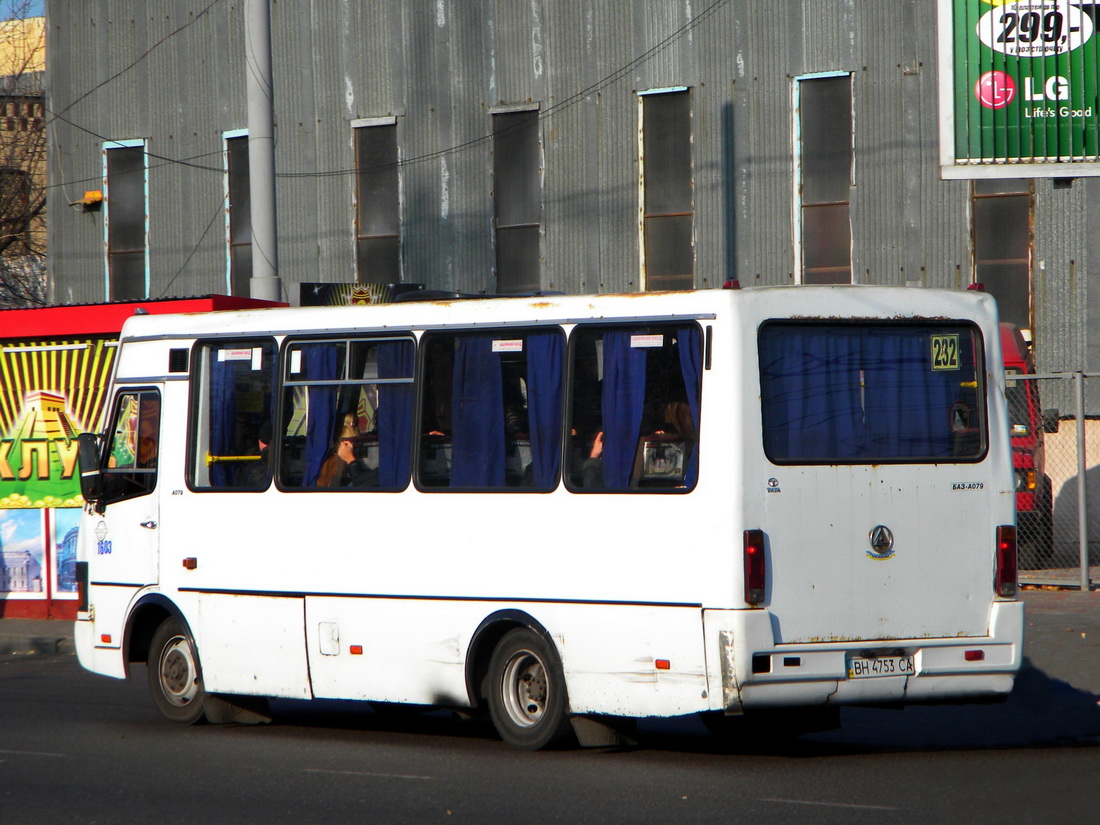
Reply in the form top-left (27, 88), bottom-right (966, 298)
top-left (0, 618), bottom-right (76, 657)
top-left (1, 590), bottom-right (1097, 694)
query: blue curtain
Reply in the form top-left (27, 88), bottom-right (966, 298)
top-left (759, 327), bottom-right (865, 460)
top-left (863, 331), bottom-right (959, 457)
top-left (676, 326), bottom-right (703, 486)
top-left (526, 332), bottom-right (563, 488)
top-left (209, 353), bottom-right (237, 486)
top-left (377, 340), bottom-right (414, 488)
top-left (304, 344), bottom-right (341, 485)
top-left (760, 326), bottom-right (974, 461)
top-left (450, 335), bottom-right (505, 487)
top-left (601, 330), bottom-right (648, 488)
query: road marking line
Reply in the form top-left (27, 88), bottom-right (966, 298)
top-left (304, 768), bottom-right (433, 781)
top-left (0, 749), bottom-right (67, 758)
top-left (760, 798), bottom-right (897, 811)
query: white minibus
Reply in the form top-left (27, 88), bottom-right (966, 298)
top-left (75, 286), bottom-right (1021, 749)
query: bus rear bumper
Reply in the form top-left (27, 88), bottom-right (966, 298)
top-left (707, 600), bottom-right (1024, 713)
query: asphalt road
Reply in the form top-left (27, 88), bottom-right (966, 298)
top-left (1, 590), bottom-right (1098, 824)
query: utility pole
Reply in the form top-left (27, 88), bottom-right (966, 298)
top-left (244, 0), bottom-right (281, 301)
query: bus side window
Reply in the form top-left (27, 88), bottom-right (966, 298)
top-left (188, 340), bottom-right (278, 491)
top-left (417, 328), bottom-right (564, 491)
top-left (566, 323), bottom-right (702, 492)
top-left (280, 336), bottom-right (415, 491)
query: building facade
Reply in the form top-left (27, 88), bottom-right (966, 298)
top-left (43, 1), bottom-right (1100, 384)
top-left (0, 14), bottom-right (45, 307)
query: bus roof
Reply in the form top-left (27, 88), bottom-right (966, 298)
top-left (112, 286), bottom-right (999, 344)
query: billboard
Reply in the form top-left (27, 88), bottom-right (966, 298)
top-left (939, 1), bottom-right (1100, 178)
top-left (0, 338), bottom-right (116, 510)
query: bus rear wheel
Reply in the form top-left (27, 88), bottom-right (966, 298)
top-left (147, 617), bottom-right (207, 725)
top-left (487, 628), bottom-right (572, 750)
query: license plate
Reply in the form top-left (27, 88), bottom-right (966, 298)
top-left (847, 655), bottom-right (915, 679)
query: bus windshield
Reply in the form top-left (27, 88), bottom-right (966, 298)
top-left (759, 322), bottom-right (986, 463)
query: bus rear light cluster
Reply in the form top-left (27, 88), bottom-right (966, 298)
top-left (744, 529), bottom-right (766, 606)
top-left (995, 525), bottom-right (1018, 599)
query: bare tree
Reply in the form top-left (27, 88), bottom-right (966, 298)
top-left (0, 0), bottom-right (45, 308)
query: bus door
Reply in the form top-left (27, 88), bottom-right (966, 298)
top-left (89, 387), bottom-right (162, 594)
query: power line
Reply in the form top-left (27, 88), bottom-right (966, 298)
top-left (283, 0), bottom-right (731, 178)
top-left (156, 193), bottom-right (228, 299)
top-left (43, 105), bottom-right (227, 193)
top-left (47, 0), bottom-right (730, 189)
top-left (47, 0), bottom-right (224, 123)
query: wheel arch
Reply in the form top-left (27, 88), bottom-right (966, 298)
top-left (123, 594), bottom-right (192, 677)
top-left (464, 609), bottom-right (556, 707)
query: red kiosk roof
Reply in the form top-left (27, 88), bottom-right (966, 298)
top-left (0, 295), bottom-right (286, 339)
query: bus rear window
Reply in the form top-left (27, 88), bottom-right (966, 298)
top-left (759, 322), bottom-right (986, 463)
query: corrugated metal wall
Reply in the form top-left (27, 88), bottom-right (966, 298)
top-left (45, 0), bottom-right (1092, 373)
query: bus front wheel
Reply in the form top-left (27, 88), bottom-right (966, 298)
top-left (487, 628), bottom-right (572, 750)
top-left (147, 618), bottom-right (207, 725)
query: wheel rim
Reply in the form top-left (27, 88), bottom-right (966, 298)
top-left (500, 647), bottom-right (549, 728)
top-left (158, 634), bottom-right (199, 707)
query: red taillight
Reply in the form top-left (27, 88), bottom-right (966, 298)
top-left (995, 525), bottom-right (1017, 598)
top-left (744, 529), bottom-right (766, 606)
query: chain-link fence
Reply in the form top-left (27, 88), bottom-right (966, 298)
top-left (1013, 373), bottom-right (1098, 590)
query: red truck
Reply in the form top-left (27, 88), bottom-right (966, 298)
top-left (1001, 323), bottom-right (1059, 565)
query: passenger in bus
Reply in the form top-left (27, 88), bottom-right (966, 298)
top-left (317, 414), bottom-right (360, 486)
top-left (135, 398), bottom-right (160, 469)
top-left (239, 420), bottom-right (271, 487)
top-left (581, 401), bottom-right (695, 489)
top-left (328, 438), bottom-right (379, 487)
top-left (655, 400), bottom-right (695, 443)
top-left (581, 431), bottom-right (605, 488)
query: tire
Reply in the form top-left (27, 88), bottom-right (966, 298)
top-left (147, 617), bottom-right (207, 725)
top-left (486, 628), bottom-right (573, 750)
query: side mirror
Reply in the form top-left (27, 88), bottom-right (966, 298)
top-left (1042, 409), bottom-right (1060, 434)
top-left (77, 432), bottom-right (104, 506)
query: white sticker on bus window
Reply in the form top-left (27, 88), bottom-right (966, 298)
top-left (218, 348), bottom-right (254, 362)
top-left (492, 339), bottom-right (524, 353)
top-left (252, 348), bottom-right (263, 371)
top-left (290, 349), bottom-right (302, 374)
top-left (631, 334), bottom-right (664, 349)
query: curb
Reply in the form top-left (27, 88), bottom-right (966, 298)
top-left (0, 635), bottom-right (75, 658)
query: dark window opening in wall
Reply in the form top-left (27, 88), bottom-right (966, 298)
top-left (0, 167), bottom-right (30, 250)
top-left (106, 144), bottom-right (146, 300)
top-left (972, 179), bottom-right (1031, 331)
top-left (226, 135), bottom-right (251, 297)
top-left (493, 110), bottom-right (540, 294)
top-left (355, 123), bottom-right (400, 284)
top-left (799, 75), bottom-right (852, 285)
top-left (643, 90), bottom-right (693, 290)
